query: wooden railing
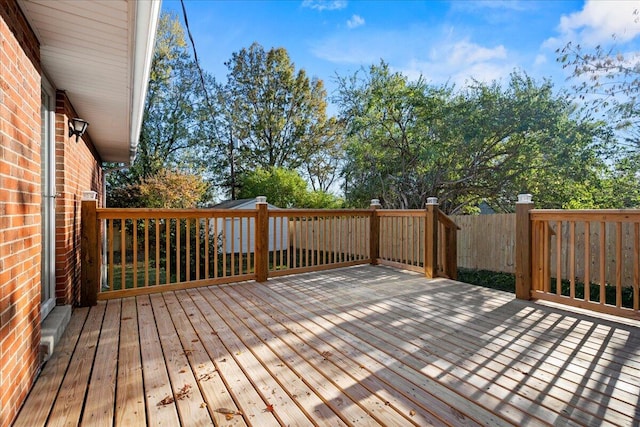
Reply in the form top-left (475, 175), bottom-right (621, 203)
top-left (80, 199), bottom-right (458, 305)
top-left (516, 197), bottom-right (640, 319)
top-left (268, 209), bottom-right (372, 276)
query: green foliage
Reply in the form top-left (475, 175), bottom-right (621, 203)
top-left (237, 167), bottom-right (343, 208)
top-left (238, 167), bottom-right (307, 207)
top-left (138, 169), bottom-right (209, 208)
top-left (107, 12), bottom-right (220, 207)
top-left (109, 168), bottom-right (209, 208)
top-left (216, 43), bottom-right (345, 197)
top-left (337, 63), bottom-right (635, 212)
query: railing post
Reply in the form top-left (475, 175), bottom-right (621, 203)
top-left (369, 199), bottom-right (381, 265)
top-left (81, 198), bottom-right (100, 306)
top-left (446, 224), bottom-right (458, 280)
top-left (425, 197), bottom-right (438, 278)
top-left (515, 193), bottom-right (534, 300)
top-left (255, 196), bottom-right (269, 282)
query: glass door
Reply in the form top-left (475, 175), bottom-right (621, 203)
top-left (40, 80), bottom-right (56, 319)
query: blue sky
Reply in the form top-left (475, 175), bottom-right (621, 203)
top-left (162, 0), bottom-right (640, 111)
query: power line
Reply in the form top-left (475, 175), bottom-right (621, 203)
top-left (180, 0), bottom-right (215, 116)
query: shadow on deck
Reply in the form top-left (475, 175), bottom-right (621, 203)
top-left (14, 265), bottom-right (640, 426)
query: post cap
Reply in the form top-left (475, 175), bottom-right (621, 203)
top-left (82, 191), bottom-right (97, 201)
top-left (426, 197), bottom-right (438, 205)
top-left (256, 196), bottom-right (267, 204)
top-left (517, 194), bottom-right (533, 204)
top-left (370, 199), bottom-right (381, 207)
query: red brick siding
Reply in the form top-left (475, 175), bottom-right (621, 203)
top-left (54, 92), bottom-right (103, 305)
top-left (0, 1), bottom-right (42, 426)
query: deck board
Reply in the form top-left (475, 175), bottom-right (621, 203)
top-left (14, 265), bottom-right (640, 426)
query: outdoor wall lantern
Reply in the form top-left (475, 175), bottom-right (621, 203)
top-left (68, 118), bottom-right (89, 142)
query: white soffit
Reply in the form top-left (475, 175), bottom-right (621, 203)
top-left (18, 0), bottom-right (160, 163)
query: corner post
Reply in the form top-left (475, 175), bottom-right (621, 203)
top-left (425, 197), bottom-right (439, 278)
top-left (446, 223), bottom-right (458, 280)
top-left (255, 196), bottom-right (269, 282)
top-left (369, 199), bottom-right (381, 265)
top-left (81, 198), bottom-right (100, 306)
top-left (515, 193), bottom-right (534, 300)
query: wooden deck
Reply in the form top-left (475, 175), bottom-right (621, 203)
top-left (14, 265), bottom-right (640, 426)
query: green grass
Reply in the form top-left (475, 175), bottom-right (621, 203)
top-left (457, 268), bottom-right (636, 308)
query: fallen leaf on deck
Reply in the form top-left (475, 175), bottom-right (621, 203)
top-left (179, 369), bottom-right (186, 373)
top-left (157, 395), bottom-right (175, 406)
top-left (409, 410), bottom-right (416, 416)
top-left (192, 339), bottom-right (199, 343)
top-left (200, 402), bottom-right (207, 408)
top-left (216, 408), bottom-right (242, 416)
top-left (321, 351), bottom-right (332, 359)
top-left (198, 371), bottom-right (216, 381)
top-left (175, 384), bottom-right (192, 401)
top-left (264, 404), bottom-right (274, 412)
top-left (121, 317), bottom-right (132, 320)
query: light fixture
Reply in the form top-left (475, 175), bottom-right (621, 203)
top-left (68, 118), bottom-right (89, 142)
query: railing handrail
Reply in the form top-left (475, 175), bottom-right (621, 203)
top-left (377, 210), bottom-right (427, 218)
top-left (530, 209), bottom-right (640, 222)
top-left (97, 209), bottom-right (258, 219)
top-left (268, 208), bottom-right (373, 216)
top-left (437, 209), bottom-right (461, 230)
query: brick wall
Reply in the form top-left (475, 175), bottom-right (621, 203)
top-left (54, 92), bottom-right (103, 305)
top-left (0, 1), bottom-right (42, 425)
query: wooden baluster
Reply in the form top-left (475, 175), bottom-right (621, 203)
top-left (584, 221), bottom-right (590, 302)
top-left (108, 219), bottom-right (114, 291)
top-left (616, 222), bottom-right (622, 308)
top-left (144, 218), bottom-right (149, 287)
top-left (569, 221), bottom-right (575, 299)
top-left (599, 221), bottom-right (606, 304)
top-left (155, 218), bottom-right (160, 286)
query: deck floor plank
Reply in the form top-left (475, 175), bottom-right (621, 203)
top-left (185, 288), bottom-right (281, 426)
top-left (197, 287), bottom-right (333, 426)
top-left (252, 276), bottom-right (508, 427)
top-left (12, 307), bottom-right (89, 427)
top-left (137, 295), bottom-right (181, 426)
top-left (149, 293), bottom-right (213, 426)
top-left (223, 283), bottom-right (448, 427)
top-left (114, 297), bottom-right (146, 426)
top-left (46, 301), bottom-right (106, 427)
top-left (81, 299), bottom-right (121, 426)
top-left (164, 291), bottom-right (248, 427)
top-left (277, 272), bottom-right (634, 426)
top-left (15, 265), bottom-right (640, 427)
top-left (198, 287), bottom-right (350, 426)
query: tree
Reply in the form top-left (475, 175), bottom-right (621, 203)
top-left (557, 34), bottom-right (640, 147)
top-left (217, 43), bottom-right (344, 197)
top-left (137, 169), bottom-right (209, 208)
top-left (107, 12), bottom-right (219, 206)
top-left (337, 63), bottom-right (619, 212)
top-left (237, 167), bottom-right (343, 208)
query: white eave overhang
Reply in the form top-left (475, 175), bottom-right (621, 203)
top-left (17, 0), bottom-right (160, 163)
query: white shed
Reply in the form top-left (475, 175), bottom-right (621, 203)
top-left (211, 198), bottom-right (289, 254)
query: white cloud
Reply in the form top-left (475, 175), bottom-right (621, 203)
top-left (347, 14), bottom-right (365, 29)
top-left (554, 0), bottom-right (640, 46)
top-left (302, 0), bottom-right (347, 11)
top-left (403, 39), bottom-right (513, 86)
top-left (533, 54), bottom-right (547, 66)
top-left (311, 25), bottom-right (515, 87)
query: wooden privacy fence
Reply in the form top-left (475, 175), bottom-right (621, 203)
top-left (81, 198), bottom-right (458, 304)
top-left (516, 197), bottom-right (640, 319)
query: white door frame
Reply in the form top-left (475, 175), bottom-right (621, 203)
top-left (41, 78), bottom-right (56, 319)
